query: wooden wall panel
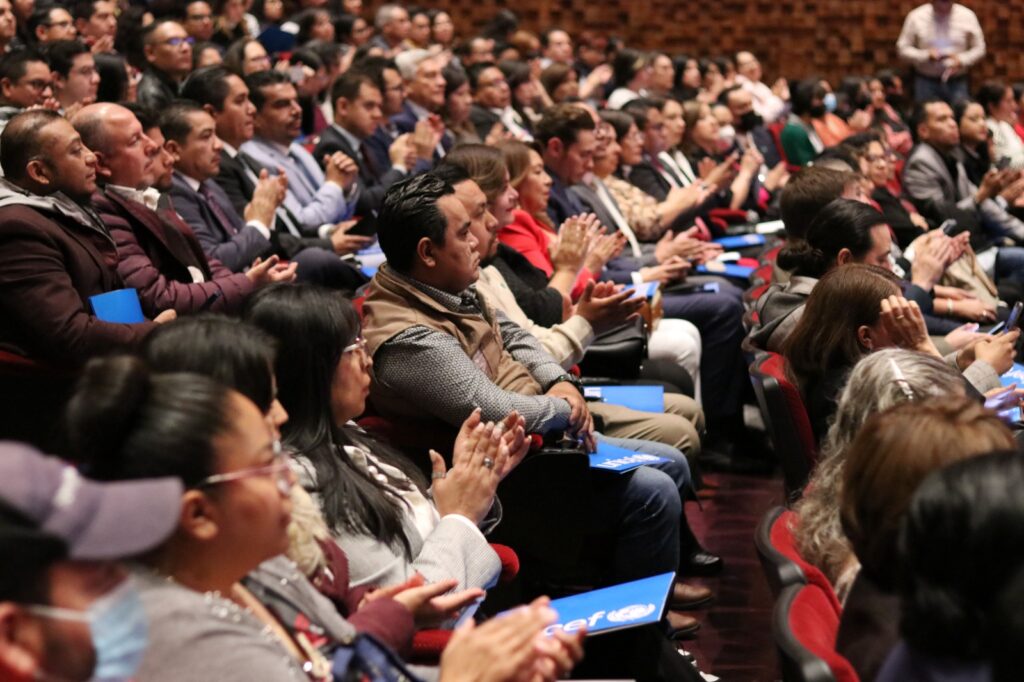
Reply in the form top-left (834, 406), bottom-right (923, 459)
top-left (380, 1), bottom-right (1024, 88)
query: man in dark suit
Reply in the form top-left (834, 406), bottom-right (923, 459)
top-left (136, 20), bottom-right (193, 111)
top-left (181, 67), bottom-right (373, 271)
top-left (535, 103), bottom-right (597, 226)
top-left (0, 110), bottom-right (170, 368)
top-left (71, 102), bottom-right (295, 317)
top-left (468, 62), bottom-right (533, 142)
top-left (387, 49), bottom-right (452, 160)
top-left (313, 71), bottom-right (413, 220)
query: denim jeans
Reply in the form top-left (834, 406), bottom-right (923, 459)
top-left (996, 246), bottom-right (1024, 286)
top-left (589, 432), bottom-right (690, 582)
top-left (914, 73), bottom-right (970, 106)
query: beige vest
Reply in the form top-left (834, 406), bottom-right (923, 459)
top-left (362, 264), bottom-right (542, 430)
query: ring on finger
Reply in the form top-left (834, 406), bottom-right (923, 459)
top-left (432, 472), bottom-right (446, 480)
top-left (483, 457), bottom-right (495, 469)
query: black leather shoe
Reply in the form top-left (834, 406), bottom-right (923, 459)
top-left (665, 610), bottom-right (701, 639)
top-left (685, 550), bottom-right (724, 576)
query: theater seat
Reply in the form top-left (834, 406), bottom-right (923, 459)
top-left (774, 583), bottom-right (859, 682)
top-left (755, 505), bottom-right (806, 597)
top-left (749, 352), bottom-right (818, 499)
top-left (759, 507), bottom-right (842, 616)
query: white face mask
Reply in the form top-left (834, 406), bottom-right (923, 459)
top-left (27, 578), bottom-right (149, 682)
top-left (718, 125), bottom-right (736, 152)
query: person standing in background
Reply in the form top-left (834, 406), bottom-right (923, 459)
top-left (897, 0), bottom-right (985, 105)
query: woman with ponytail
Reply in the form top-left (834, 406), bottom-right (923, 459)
top-left (748, 198), bottom-right (894, 353)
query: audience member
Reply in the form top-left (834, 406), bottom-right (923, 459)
top-left (0, 441), bottom-right (181, 682)
top-left (369, 3), bottom-right (409, 57)
top-left (71, 0), bottom-right (116, 53)
top-left (793, 349), bottom-right (966, 604)
top-left (93, 51), bottom-right (131, 101)
top-left (734, 50), bottom-right (787, 123)
top-left (182, 0), bottom-right (215, 44)
top-left (29, 4), bottom-right (75, 45)
top-left (137, 20), bottom-right (193, 110)
top-left (390, 48), bottom-right (451, 158)
top-left (897, 0), bottom-right (985, 104)
top-left (45, 39), bottom-right (98, 112)
top-left (837, 398), bottom-right (1013, 682)
top-left (221, 36), bottom-right (270, 76)
top-left (0, 110), bottom-right (172, 367)
top-left (0, 50), bottom-right (53, 136)
top-left (0, 0), bottom-right (14, 56)
top-left (977, 79), bottom-right (1024, 168)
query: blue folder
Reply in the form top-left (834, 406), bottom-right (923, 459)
top-left (583, 385), bottom-right (664, 413)
top-left (627, 282), bottom-right (659, 300)
top-left (695, 263), bottom-right (756, 280)
top-left (712, 234), bottom-right (766, 249)
top-left (588, 441), bottom-right (671, 473)
top-left (539, 571), bottom-right (676, 637)
top-left (89, 288), bottom-right (144, 324)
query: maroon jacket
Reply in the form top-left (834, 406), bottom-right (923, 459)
top-left (93, 189), bottom-right (254, 317)
top-left (0, 196), bottom-right (155, 368)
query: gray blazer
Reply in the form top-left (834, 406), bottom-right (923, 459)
top-left (294, 448), bottom-right (501, 592)
top-left (902, 142), bottom-right (1024, 242)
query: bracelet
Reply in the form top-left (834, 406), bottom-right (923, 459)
top-left (947, 299), bottom-right (954, 315)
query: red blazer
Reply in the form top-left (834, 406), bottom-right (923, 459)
top-left (498, 209), bottom-right (596, 300)
top-left (94, 190), bottom-right (254, 317)
top-left (0, 203), bottom-right (155, 368)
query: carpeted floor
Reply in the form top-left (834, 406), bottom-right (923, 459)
top-left (681, 470), bottom-right (785, 681)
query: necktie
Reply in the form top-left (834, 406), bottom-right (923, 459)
top-left (288, 146), bottom-right (320, 196)
top-left (360, 140), bottom-right (379, 180)
top-left (198, 183), bottom-right (238, 236)
top-left (238, 152), bottom-right (302, 236)
top-left (593, 180), bottom-right (642, 258)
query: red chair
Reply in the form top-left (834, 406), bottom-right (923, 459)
top-left (409, 543), bottom-right (520, 664)
top-left (774, 583), bottom-right (859, 682)
top-left (758, 507), bottom-right (842, 615)
top-left (745, 283), bottom-right (771, 305)
top-left (749, 352), bottom-right (818, 499)
top-left (762, 245), bottom-right (784, 264)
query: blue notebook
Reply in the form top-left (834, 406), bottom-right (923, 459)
top-left (712, 234), bottom-right (766, 249)
top-left (89, 289), bottom-right (144, 324)
top-left (588, 441), bottom-right (671, 473)
top-left (539, 571), bottom-right (676, 637)
top-left (695, 263), bottom-right (756, 280)
top-left (583, 385), bottom-right (664, 413)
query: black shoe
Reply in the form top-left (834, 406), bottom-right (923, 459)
top-left (685, 550), bottom-right (724, 576)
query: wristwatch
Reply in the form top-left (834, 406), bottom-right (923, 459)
top-left (546, 373), bottom-right (584, 396)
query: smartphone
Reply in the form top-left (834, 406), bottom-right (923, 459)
top-left (1006, 301), bottom-right (1024, 333)
top-left (997, 156), bottom-right (1013, 170)
top-left (939, 218), bottom-right (958, 236)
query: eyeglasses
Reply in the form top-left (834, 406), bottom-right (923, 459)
top-left (195, 440), bottom-right (293, 495)
top-left (162, 36), bottom-right (196, 47)
top-left (343, 336), bottom-right (368, 356)
top-left (19, 79), bottom-right (51, 91)
top-left (45, 20), bottom-right (73, 29)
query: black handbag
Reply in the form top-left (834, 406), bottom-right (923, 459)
top-left (576, 316), bottom-right (647, 380)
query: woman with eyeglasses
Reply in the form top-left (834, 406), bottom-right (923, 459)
top-left (244, 283), bottom-right (529, 593)
top-left (64, 353), bottom-right (577, 681)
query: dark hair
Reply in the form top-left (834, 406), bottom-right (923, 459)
top-left (442, 63), bottom-right (467, 100)
top-left (441, 144), bottom-right (504, 200)
top-left (243, 284), bottom-right (425, 555)
top-left (245, 68), bottom-right (291, 110)
top-left (293, 8), bottom-right (330, 46)
top-left (376, 173), bottom-right (456, 273)
top-left (611, 48), bottom-right (646, 88)
top-left (181, 65), bottom-right (234, 110)
top-left (538, 62), bottom-right (573, 101)
top-left (123, 102), bottom-right (158, 131)
top-left (777, 199), bottom-right (886, 278)
top-left (158, 99), bottom-right (206, 145)
top-left (142, 315), bottom-right (278, 414)
top-left (221, 37), bottom-right (257, 77)
top-left (600, 108), bottom-right (633, 141)
top-left (622, 97), bottom-right (657, 132)
top-left (909, 97), bottom-right (949, 143)
top-left (44, 39), bottom-right (90, 78)
top-left (779, 166), bottom-right (860, 239)
top-left (28, 6), bottom-right (65, 36)
top-left (305, 40), bottom-right (343, 73)
top-left (330, 70), bottom-right (376, 108)
top-left (498, 59), bottom-right (530, 91)
top-left (114, 5), bottom-right (151, 70)
top-left (875, 69), bottom-right (900, 90)
top-left (65, 356), bottom-right (234, 487)
top-left (717, 84), bottom-right (743, 107)
top-left (842, 129), bottom-right (884, 153)
top-left (783, 263), bottom-right (900, 392)
top-left (791, 77), bottom-right (826, 117)
top-left (976, 80), bottom-right (1009, 118)
top-left (0, 109), bottom-right (61, 180)
top-left (348, 55), bottom-right (398, 96)
top-left (535, 101), bottom-right (595, 147)
top-left (94, 52), bottom-right (128, 102)
top-left (191, 41), bottom-right (220, 70)
top-left (0, 501), bottom-right (66, 603)
top-left (71, 0), bottom-right (102, 22)
top-left (431, 161), bottom-right (471, 188)
top-left (334, 13), bottom-right (359, 43)
top-left (813, 144), bottom-right (860, 173)
top-left (899, 450), bottom-right (1024, 661)
top-left (953, 97), bottom-right (982, 126)
top-left (466, 60), bottom-right (497, 92)
top-left (0, 49), bottom-right (46, 85)
top-left (288, 47), bottom-right (323, 72)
